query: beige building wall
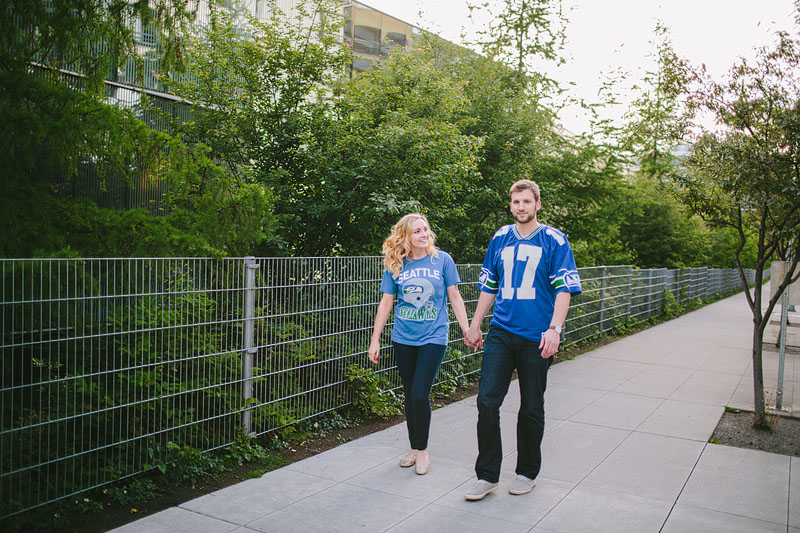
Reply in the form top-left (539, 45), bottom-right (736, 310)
top-left (771, 261), bottom-right (800, 306)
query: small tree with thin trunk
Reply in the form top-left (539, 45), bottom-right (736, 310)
top-left (667, 30), bottom-right (800, 427)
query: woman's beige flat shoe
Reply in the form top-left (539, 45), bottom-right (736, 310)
top-left (399, 450), bottom-right (417, 468)
top-left (415, 452), bottom-right (430, 475)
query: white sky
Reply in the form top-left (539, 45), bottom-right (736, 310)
top-left (359, 0), bottom-right (799, 134)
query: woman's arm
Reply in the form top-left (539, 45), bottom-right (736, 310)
top-left (446, 284), bottom-right (470, 338)
top-left (368, 292), bottom-right (395, 364)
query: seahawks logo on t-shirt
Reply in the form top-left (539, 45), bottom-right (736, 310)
top-left (401, 278), bottom-right (434, 308)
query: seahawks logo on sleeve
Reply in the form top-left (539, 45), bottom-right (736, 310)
top-left (551, 268), bottom-right (581, 291)
top-left (479, 267), bottom-right (498, 292)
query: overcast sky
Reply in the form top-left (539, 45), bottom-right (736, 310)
top-left (360, 0), bottom-right (799, 133)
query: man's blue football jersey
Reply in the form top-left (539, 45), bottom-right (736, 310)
top-left (478, 224), bottom-right (582, 342)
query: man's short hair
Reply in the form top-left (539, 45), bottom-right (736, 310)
top-left (509, 179), bottom-right (540, 202)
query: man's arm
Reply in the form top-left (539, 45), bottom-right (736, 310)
top-left (465, 291), bottom-right (496, 351)
top-left (539, 291), bottom-right (571, 358)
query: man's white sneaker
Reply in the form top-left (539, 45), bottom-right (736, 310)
top-left (464, 479), bottom-right (499, 501)
top-left (508, 474), bottom-right (536, 495)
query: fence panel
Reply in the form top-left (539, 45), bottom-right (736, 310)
top-left (0, 258), bottom-right (248, 518)
top-left (565, 266), bottom-right (631, 347)
top-left (0, 258), bottom-right (758, 518)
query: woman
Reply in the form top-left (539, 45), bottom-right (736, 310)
top-left (368, 213), bottom-right (470, 475)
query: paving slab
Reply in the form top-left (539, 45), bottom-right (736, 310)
top-left (346, 455), bottom-right (474, 502)
top-left (565, 359), bottom-right (649, 391)
top-left (662, 504), bottom-right (787, 532)
top-left (284, 441), bottom-right (406, 482)
top-left (698, 346), bottom-right (752, 374)
top-left (428, 402), bottom-right (476, 437)
top-left (635, 399), bottom-right (723, 441)
top-left (534, 486), bottom-right (672, 533)
top-left (245, 483), bottom-right (426, 533)
top-left (542, 383), bottom-right (607, 419)
top-left (678, 446), bottom-right (789, 525)
top-left (110, 507), bottom-right (240, 533)
top-left (613, 431), bottom-right (706, 465)
top-left (568, 391), bottom-right (663, 430)
top-left (385, 502), bottom-right (531, 533)
top-left (580, 432), bottom-right (704, 503)
top-left (654, 342), bottom-right (718, 370)
top-left (613, 365), bottom-right (693, 398)
top-left (179, 470), bottom-right (336, 525)
top-left (667, 370), bottom-right (742, 406)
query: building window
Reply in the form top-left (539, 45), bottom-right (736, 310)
top-left (384, 32), bottom-right (407, 49)
top-left (353, 25), bottom-right (380, 56)
top-left (140, 9), bottom-right (157, 46)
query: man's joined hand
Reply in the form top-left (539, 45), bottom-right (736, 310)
top-left (464, 326), bottom-right (484, 352)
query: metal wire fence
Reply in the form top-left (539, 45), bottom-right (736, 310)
top-left (0, 258), bottom-right (756, 518)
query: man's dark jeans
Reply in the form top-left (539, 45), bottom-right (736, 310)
top-left (393, 342), bottom-right (447, 450)
top-left (475, 325), bottom-right (552, 483)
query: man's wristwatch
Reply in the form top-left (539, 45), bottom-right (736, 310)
top-left (548, 324), bottom-right (563, 335)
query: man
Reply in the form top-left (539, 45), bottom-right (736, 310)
top-left (464, 179), bottom-right (582, 501)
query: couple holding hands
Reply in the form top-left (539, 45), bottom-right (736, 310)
top-left (368, 179), bottom-right (583, 501)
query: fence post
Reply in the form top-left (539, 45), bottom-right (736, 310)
top-left (599, 266), bottom-right (607, 333)
top-left (626, 266), bottom-right (633, 321)
top-left (243, 256), bottom-right (259, 434)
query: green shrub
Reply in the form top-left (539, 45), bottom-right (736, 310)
top-left (153, 442), bottom-right (226, 486)
top-left (344, 364), bottom-right (402, 418)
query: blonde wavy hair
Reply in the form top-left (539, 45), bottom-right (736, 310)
top-left (382, 213), bottom-right (439, 277)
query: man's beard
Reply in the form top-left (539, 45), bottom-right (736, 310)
top-left (514, 211), bottom-right (536, 224)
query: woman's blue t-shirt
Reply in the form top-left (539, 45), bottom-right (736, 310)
top-left (380, 251), bottom-right (460, 346)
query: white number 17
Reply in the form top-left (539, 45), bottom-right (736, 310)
top-left (500, 244), bottom-right (542, 300)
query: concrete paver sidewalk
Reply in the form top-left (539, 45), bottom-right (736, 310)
top-left (111, 291), bottom-right (800, 533)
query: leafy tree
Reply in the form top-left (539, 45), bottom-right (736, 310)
top-left (706, 226), bottom-right (759, 269)
top-left (0, 134), bottom-right (270, 258)
top-left (0, 0), bottom-right (198, 183)
top-left (301, 48), bottom-right (484, 256)
top-left (618, 21), bottom-right (753, 271)
top-left (615, 175), bottom-right (709, 268)
top-left (468, 0), bottom-right (567, 90)
top-left (457, 2), bottom-right (630, 265)
top-left (668, 31), bottom-right (800, 426)
top-left (621, 22), bottom-right (690, 184)
top-left (171, 2), bottom-right (348, 255)
top-left (0, 0), bottom-right (273, 257)
top-left (419, 35), bottom-right (626, 264)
